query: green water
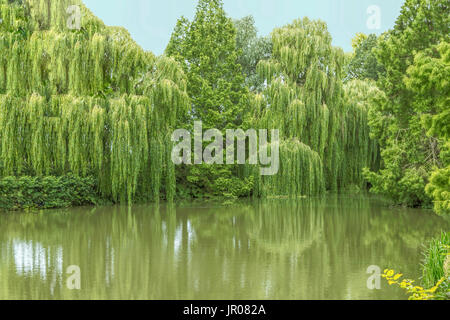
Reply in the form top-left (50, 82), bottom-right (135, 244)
top-left (0, 195), bottom-right (448, 300)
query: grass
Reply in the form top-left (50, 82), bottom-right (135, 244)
top-left (421, 232), bottom-right (449, 298)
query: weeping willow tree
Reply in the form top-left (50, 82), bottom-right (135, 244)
top-left (341, 79), bottom-right (381, 188)
top-left (0, 0), bottom-right (190, 203)
top-left (249, 18), bottom-right (379, 196)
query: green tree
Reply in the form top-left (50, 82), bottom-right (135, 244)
top-left (346, 34), bottom-right (385, 81)
top-left (233, 15), bottom-right (272, 91)
top-left (405, 42), bottom-right (450, 215)
top-left (250, 18), bottom-right (379, 196)
top-left (166, 0), bottom-right (248, 130)
top-left (364, 0), bottom-right (449, 210)
top-left (351, 32), bottom-right (367, 51)
top-left (0, 0), bottom-right (190, 204)
top-left (166, 0), bottom-right (252, 199)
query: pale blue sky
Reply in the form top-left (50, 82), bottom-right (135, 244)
top-left (83, 0), bottom-right (404, 54)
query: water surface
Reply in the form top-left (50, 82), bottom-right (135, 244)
top-left (0, 195), bottom-right (448, 300)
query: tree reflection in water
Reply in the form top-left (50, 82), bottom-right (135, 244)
top-left (0, 196), bottom-right (448, 300)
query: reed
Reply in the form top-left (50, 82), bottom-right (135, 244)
top-left (421, 232), bottom-right (449, 288)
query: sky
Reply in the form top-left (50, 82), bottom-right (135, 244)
top-left (83, 0), bottom-right (405, 55)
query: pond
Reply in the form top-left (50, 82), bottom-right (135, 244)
top-left (0, 195), bottom-right (448, 300)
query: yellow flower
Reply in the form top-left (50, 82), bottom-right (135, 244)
top-left (393, 273), bottom-right (403, 280)
top-left (382, 268), bottom-right (445, 300)
top-left (400, 281), bottom-right (411, 289)
top-left (426, 286), bottom-right (438, 293)
top-left (435, 277), bottom-right (445, 286)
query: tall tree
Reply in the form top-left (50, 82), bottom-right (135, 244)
top-left (0, 0), bottom-right (190, 203)
top-left (346, 33), bottom-right (385, 81)
top-left (166, 0), bottom-right (252, 199)
top-left (166, 0), bottom-right (247, 130)
top-left (250, 18), bottom-right (379, 197)
top-left (233, 15), bottom-right (272, 91)
top-left (405, 42), bottom-right (450, 215)
top-left (364, 0), bottom-right (450, 209)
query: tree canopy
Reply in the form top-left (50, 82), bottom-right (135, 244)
top-left (0, 0), bottom-right (448, 215)
top-left (249, 18), bottom-right (379, 197)
top-left (166, 0), bottom-right (247, 130)
top-left (0, 0), bottom-right (190, 203)
top-left (363, 0), bottom-right (449, 212)
top-left (233, 15), bottom-right (272, 91)
top-left (346, 34), bottom-right (385, 81)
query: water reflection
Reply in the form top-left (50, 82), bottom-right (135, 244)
top-left (0, 196), bottom-right (448, 300)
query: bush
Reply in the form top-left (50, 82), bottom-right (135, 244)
top-left (363, 166), bottom-right (432, 208)
top-left (0, 175), bottom-right (101, 210)
top-left (213, 176), bottom-right (254, 199)
top-left (178, 164), bottom-right (255, 200)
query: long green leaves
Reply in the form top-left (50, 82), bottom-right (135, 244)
top-left (0, 0), bottom-right (190, 203)
top-left (253, 18), bottom-right (379, 196)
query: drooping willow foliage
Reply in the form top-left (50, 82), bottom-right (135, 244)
top-left (250, 18), bottom-right (379, 196)
top-left (0, 0), bottom-right (103, 34)
top-left (342, 80), bottom-right (381, 187)
top-left (0, 0), bottom-right (190, 203)
top-left (1, 1), bottom-right (382, 203)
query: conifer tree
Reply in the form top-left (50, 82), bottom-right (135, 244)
top-left (166, 0), bottom-right (247, 130)
top-left (364, 0), bottom-right (449, 209)
top-left (166, 0), bottom-right (252, 198)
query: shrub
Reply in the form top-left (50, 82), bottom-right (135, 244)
top-left (0, 175), bottom-right (101, 210)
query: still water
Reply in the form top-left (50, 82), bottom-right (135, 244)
top-left (0, 195), bottom-right (448, 300)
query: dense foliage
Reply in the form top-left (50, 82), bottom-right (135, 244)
top-left (166, 0), bottom-right (247, 130)
top-left (0, 0), bottom-right (189, 204)
top-left (166, 0), bottom-right (253, 199)
top-left (0, 175), bottom-right (100, 209)
top-left (233, 15), bottom-right (272, 91)
top-left (248, 18), bottom-right (379, 197)
top-left (363, 0), bottom-right (449, 213)
top-left (346, 33), bottom-right (385, 81)
top-left (0, 0), bottom-right (448, 215)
